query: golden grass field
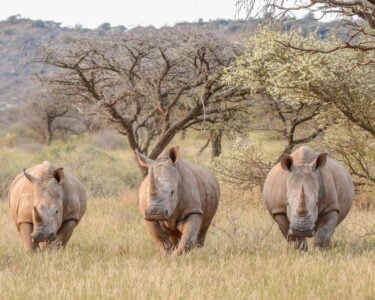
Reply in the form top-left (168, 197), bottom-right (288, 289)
top-left (0, 133), bottom-right (374, 299)
top-left (0, 194), bottom-right (375, 299)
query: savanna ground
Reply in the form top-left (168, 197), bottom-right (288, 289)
top-left (0, 132), bottom-right (374, 299)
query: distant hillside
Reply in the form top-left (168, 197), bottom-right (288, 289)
top-left (0, 15), bottom-right (334, 111)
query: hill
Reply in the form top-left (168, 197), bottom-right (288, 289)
top-left (0, 15), bottom-right (334, 111)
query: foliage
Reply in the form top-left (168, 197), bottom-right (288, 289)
top-left (234, 2), bottom-right (375, 138)
top-left (224, 29), bottom-right (330, 156)
top-left (24, 89), bottom-right (84, 144)
top-left (325, 121), bottom-right (375, 186)
top-left (0, 139), bottom-right (139, 198)
top-left (37, 27), bottom-right (251, 176)
top-left (224, 27), bottom-right (375, 185)
top-left (212, 137), bottom-right (272, 191)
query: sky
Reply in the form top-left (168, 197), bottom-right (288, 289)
top-left (0, 0), bottom-right (241, 29)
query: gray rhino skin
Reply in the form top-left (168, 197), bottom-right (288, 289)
top-left (137, 147), bottom-right (220, 256)
top-left (9, 161), bottom-right (87, 251)
top-left (263, 146), bottom-right (354, 250)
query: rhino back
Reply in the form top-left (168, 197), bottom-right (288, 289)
top-left (177, 159), bottom-right (220, 228)
top-left (263, 164), bottom-right (288, 216)
top-left (138, 177), bottom-right (149, 214)
top-left (9, 173), bottom-right (34, 226)
top-left (61, 173), bottom-right (87, 223)
top-left (320, 157), bottom-right (354, 223)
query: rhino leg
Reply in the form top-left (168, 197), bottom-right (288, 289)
top-left (274, 214), bottom-right (308, 251)
top-left (197, 227), bottom-right (209, 247)
top-left (49, 220), bottom-right (78, 249)
top-left (274, 214), bottom-right (289, 238)
top-left (287, 235), bottom-right (308, 251)
top-left (19, 223), bottom-right (38, 251)
top-left (145, 221), bottom-right (174, 254)
top-left (39, 242), bottom-right (48, 250)
top-left (173, 214), bottom-right (202, 256)
top-left (313, 210), bottom-right (339, 248)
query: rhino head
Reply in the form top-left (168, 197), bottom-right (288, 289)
top-left (136, 147), bottom-right (181, 221)
top-left (280, 152), bottom-right (328, 238)
top-left (23, 167), bottom-right (64, 243)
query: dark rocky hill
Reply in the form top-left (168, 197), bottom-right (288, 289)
top-left (0, 15), bottom-right (334, 111)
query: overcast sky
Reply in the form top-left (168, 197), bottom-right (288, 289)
top-left (0, 0), bottom-right (241, 28)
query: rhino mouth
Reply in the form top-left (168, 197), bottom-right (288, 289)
top-left (31, 232), bottom-right (57, 243)
top-left (144, 214), bottom-right (169, 221)
top-left (288, 227), bottom-right (316, 238)
top-left (144, 207), bottom-right (170, 221)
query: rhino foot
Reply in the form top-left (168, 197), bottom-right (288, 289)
top-left (287, 235), bottom-right (308, 251)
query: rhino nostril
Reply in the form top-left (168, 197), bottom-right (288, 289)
top-left (165, 210), bottom-right (169, 216)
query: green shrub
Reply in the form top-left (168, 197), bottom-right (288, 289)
top-left (0, 141), bottom-right (140, 199)
top-left (0, 148), bottom-right (38, 198)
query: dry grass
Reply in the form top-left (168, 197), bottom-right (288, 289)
top-left (0, 131), bottom-right (374, 299)
top-left (1, 195), bottom-right (375, 300)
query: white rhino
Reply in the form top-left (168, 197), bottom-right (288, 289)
top-left (263, 146), bottom-right (354, 250)
top-left (136, 147), bottom-right (220, 256)
top-left (8, 161), bottom-right (87, 251)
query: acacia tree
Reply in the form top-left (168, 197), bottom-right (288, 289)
top-left (36, 28), bottom-right (249, 176)
top-left (225, 24), bottom-right (375, 185)
top-left (237, 0), bottom-right (375, 37)
top-left (253, 94), bottom-right (323, 158)
top-left (224, 28), bottom-right (327, 156)
top-left (25, 90), bottom-right (82, 144)
top-left (236, 0), bottom-right (375, 138)
top-left (195, 103), bottom-right (252, 160)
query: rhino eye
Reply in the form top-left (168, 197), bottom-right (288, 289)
top-left (171, 190), bottom-right (175, 196)
top-left (55, 210), bottom-right (59, 214)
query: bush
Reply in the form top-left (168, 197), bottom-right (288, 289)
top-left (94, 129), bottom-right (127, 150)
top-left (38, 142), bottom-right (140, 198)
top-left (0, 141), bottom-right (140, 199)
top-left (0, 148), bottom-right (38, 198)
top-left (212, 138), bottom-right (272, 192)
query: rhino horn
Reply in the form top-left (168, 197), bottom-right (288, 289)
top-left (33, 206), bottom-right (42, 223)
top-left (149, 167), bottom-right (158, 194)
top-left (296, 185), bottom-right (308, 217)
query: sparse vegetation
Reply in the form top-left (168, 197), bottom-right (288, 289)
top-left (0, 6), bottom-right (374, 299)
top-left (0, 137), bottom-right (139, 198)
top-left (1, 193), bottom-right (375, 299)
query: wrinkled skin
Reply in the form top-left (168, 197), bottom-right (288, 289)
top-left (263, 146), bottom-right (354, 251)
top-left (8, 161), bottom-right (87, 251)
top-left (137, 147), bottom-right (220, 256)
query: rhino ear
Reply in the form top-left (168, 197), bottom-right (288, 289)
top-left (135, 151), bottom-right (154, 168)
top-left (23, 169), bottom-right (39, 184)
top-left (280, 155), bottom-right (293, 171)
top-left (53, 168), bottom-right (64, 184)
top-left (169, 147), bottom-right (180, 164)
top-left (311, 153), bottom-right (328, 170)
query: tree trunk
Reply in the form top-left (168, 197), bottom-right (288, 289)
top-left (46, 119), bottom-right (53, 145)
top-left (210, 129), bottom-right (223, 161)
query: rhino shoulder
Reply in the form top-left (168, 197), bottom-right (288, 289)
top-left (138, 177), bottom-right (149, 214)
top-left (263, 164), bottom-right (288, 215)
top-left (61, 172), bottom-right (87, 222)
top-left (8, 173), bottom-right (34, 226)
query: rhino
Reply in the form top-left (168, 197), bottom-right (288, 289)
top-left (136, 147), bottom-right (220, 256)
top-left (8, 161), bottom-right (87, 251)
top-left (263, 146), bottom-right (354, 250)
